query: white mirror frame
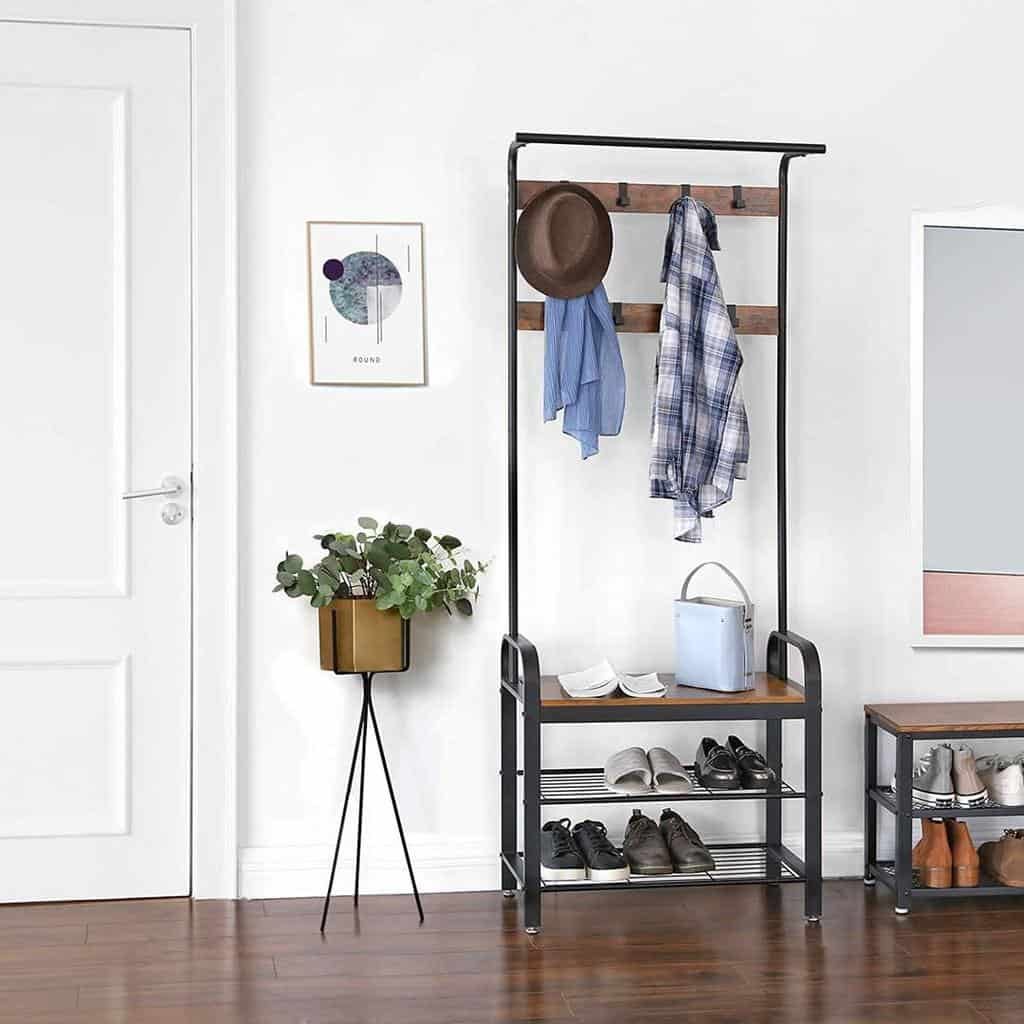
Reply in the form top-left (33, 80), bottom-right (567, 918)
top-left (910, 204), bottom-right (1024, 648)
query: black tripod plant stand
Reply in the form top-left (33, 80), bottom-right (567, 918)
top-left (320, 671), bottom-right (424, 931)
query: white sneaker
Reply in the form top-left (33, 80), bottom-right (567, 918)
top-left (977, 755), bottom-right (1024, 806)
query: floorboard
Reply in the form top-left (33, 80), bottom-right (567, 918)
top-left (0, 881), bottom-right (1020, 1022)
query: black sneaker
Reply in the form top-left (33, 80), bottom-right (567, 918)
top-left (571, 820), bottom-right (630, 881)
top-left (695, 737), bottom-right (741, 790)
top-left (622, 809), bottom-right (673, 875)
top-left (726, 735), bottom-right (777, 789)
top-left (540, 819), bottom-right (586, 881)
top-left (660, 809), bottom-right (716, 873)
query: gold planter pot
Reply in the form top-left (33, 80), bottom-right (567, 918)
top-left (318, 598), bottom-right (410, 673)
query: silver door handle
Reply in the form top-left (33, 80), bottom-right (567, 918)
top-left (122, 475), bottom-right (185, 500)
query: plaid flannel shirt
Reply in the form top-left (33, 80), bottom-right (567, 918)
top-left (650, 197), bottom-right (748, 542)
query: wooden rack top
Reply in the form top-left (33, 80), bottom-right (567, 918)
top-left (866, 701), bottom-right (1024, 735)
top-left (518, 302), bottom-right (777, 336)
top-left (518, 181), bottom-right (779, 217)
top-left (541, 673), bottom-right (805, 707)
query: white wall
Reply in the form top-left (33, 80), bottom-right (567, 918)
top-left (237, 0), bottom-right (1024, 896)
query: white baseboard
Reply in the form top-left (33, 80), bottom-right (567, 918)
top-left (239, 834), bottom-right (497, 899)
top-left (239, 828), bottom-right (887, 899)
top-left (240, 821), bottom-right (1017, 899)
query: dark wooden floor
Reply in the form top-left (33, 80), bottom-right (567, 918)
top-left (1, 881), bottom-right (1023, 1022)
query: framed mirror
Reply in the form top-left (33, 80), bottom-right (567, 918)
top-left (911, 207), bottom-right (1024, 646)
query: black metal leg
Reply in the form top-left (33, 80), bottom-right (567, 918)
top-left (352, 673), bottom-right (371, 907)
top-left (500, 663), bottom-right (518, 895)
top-left (766, 719), bottom-right (782, 882)
top-left (863, 716), bottom-right (878, 885)
top-left (894, 734), bottom-right (914, 914)
top-left (523, 681), bottom-right (541, 933)
top-left (804, 702), bottom-right (822, 922)
top-left (320, 687), bottom-right (369, 933)
top-left (367, 684), bottom-right (425, 923)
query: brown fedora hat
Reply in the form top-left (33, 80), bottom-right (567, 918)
top-left (516, 183), bottom-right (612, 299)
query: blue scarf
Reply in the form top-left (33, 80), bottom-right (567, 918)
top-left (542, 283), bottom-right (625, 459)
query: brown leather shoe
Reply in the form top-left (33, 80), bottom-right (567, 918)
top-left (945, 819), bottom-right (979, 887)
top-left (979, 829), bottom-right (1024, 887)
top-left (914, 818), bottom-right (951, 888)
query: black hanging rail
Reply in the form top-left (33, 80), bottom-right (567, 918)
top-left (513, 132), bottom-right (826, 154)
top-left (501, 132), bottom-right (826, 935)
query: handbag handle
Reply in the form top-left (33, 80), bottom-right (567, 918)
top-left (680, 561), bottom-right (752, 611)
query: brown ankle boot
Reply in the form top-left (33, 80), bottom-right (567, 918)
top-left (979, 829), bottom-right (1024, 887)
top-left (912, 823), bottom-right (930, 869)
top-left (915, 818), bottom-right (952, 887)
top-left (945, 819), bottom-right (979, 887)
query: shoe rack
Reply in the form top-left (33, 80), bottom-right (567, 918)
top-left (500, 132), bottom-right (827, 935)
top-left (865, 700), bottom-right (1024, 912)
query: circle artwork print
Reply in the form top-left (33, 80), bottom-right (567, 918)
top-left (322, 252), bottom-right (403, 325)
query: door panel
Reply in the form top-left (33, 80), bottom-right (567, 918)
top-left (0, 22), bottom-right (191, 901)
top-left (0, 84), bottom-right (128, 596)
top-left (0, 659), bottom-right (128, 839)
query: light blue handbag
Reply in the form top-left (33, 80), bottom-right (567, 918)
top-left (674, 562), bottom-right (754, 692)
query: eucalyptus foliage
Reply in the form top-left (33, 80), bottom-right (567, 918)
top-left (274, 516), bottom-right (487, 620)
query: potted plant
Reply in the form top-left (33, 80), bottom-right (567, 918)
top-left (274, 516), bottom-right (487, 673)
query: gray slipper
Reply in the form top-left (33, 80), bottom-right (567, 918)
top-left (604, 747), bottom-right (653, 795)
top-left (648, 747), bottom-right (693, 794)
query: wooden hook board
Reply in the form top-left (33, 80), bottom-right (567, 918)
top-left (517, 181), bottom-right (779, 217)
top-left (517, 302), bottom-right (778, 335)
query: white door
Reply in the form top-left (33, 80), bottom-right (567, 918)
top-left (0, 21), bottom-right (191, 901)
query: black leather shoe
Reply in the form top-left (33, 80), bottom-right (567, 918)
top-left (622, 810), bottom-right (673, 875)
top-left (660, 809), bottom-right (715, 873)
top-left (695, 737), bottom-right (740, 790)
top-left (727, 735), bottom-right (776, 789)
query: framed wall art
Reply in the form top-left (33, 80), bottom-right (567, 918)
top-left (307, 221), bottom-right (425, 385)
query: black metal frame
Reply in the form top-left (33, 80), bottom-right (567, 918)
top-left (501, 132), bottom-right (826, 934)
top-left (864, 712), bottom-right (1024, 913)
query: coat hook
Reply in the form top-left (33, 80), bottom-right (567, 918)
top-left (731, 185), bottom-right (746, 210)
top-left (727, 304), bottom-right (738, 329)
top-left (616, 182), bottom-right (631, 208)
top-left (680, 184), bottom-right (691, 199)
top-left (612, 302), bottom-right (624, 327)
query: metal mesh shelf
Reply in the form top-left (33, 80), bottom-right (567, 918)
top-left (870, 861), bottom-right (1024, 899)
top-left (540, 843), bottom-right (803, 891)
top-left (540, 766), bottom-right (802, 804)
top-left (870, 786), bottom-right (1024, 818)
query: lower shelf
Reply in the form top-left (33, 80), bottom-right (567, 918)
top-left (869, 861), bottom-right (1024, 899)
top-left (504, 844), bottom-right (804, 893)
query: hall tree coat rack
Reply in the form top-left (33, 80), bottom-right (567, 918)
top-left (499, 132), bottom-right (826, 934)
